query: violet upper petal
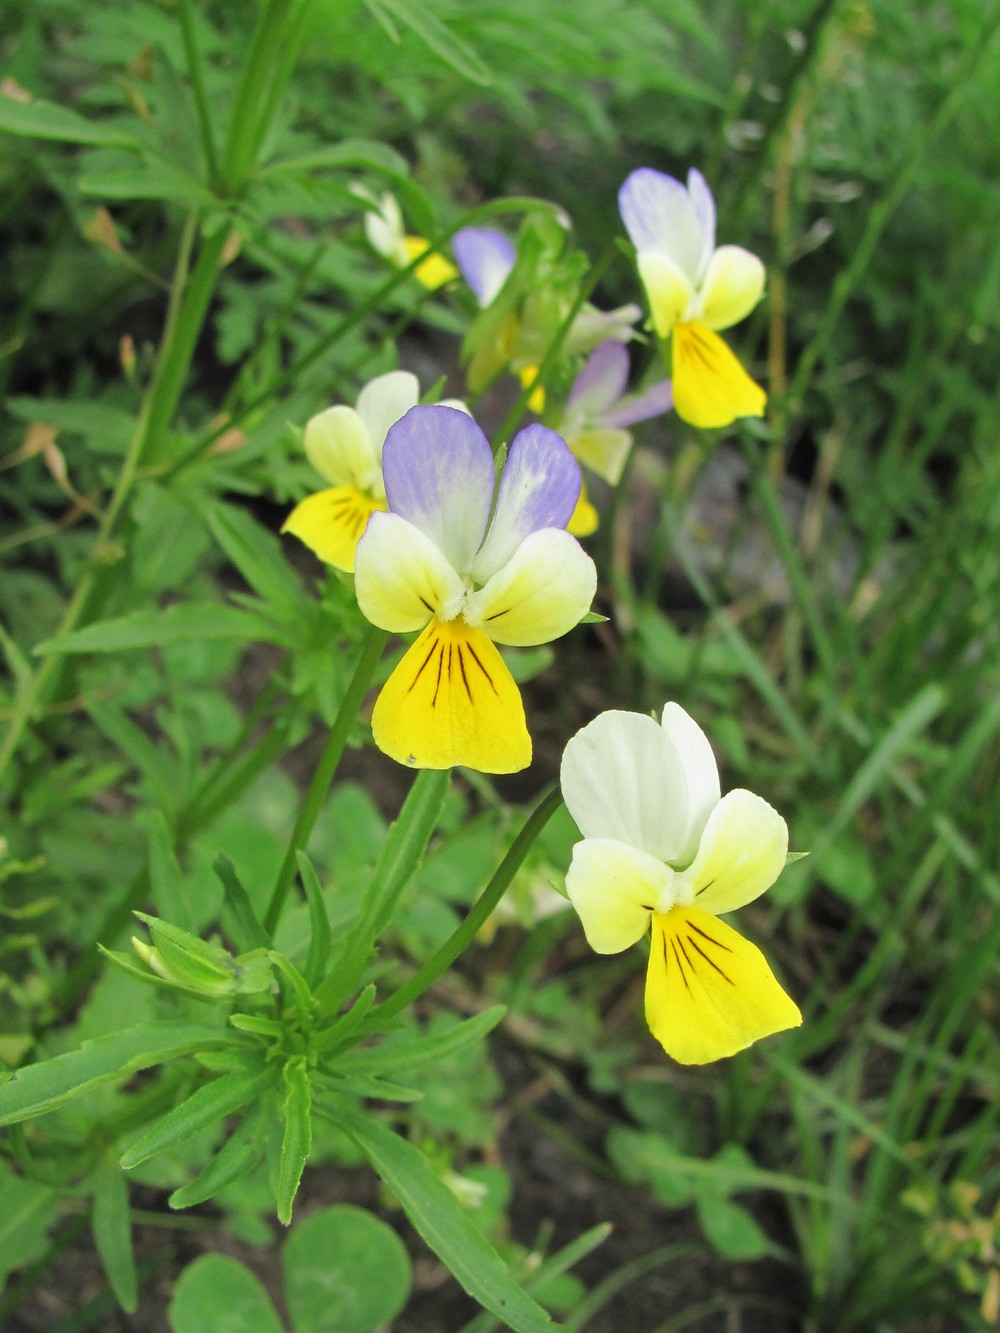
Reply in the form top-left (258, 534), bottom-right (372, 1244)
top-left (381, 404), bottom-right (494, 574)
top-left (472, 424), bottom-right (581, 583)
top-left (601, 379), bottom-right (673, 428)
top-left (452, 227), bottom-right (516, 307)
top-left (618, 168), bottom-right (704, 279)
top-left (567, 342), bottom-right (630, 417)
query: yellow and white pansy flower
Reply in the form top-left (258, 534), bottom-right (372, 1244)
top-left (560, 703), bottom-right (801, 1064)
top-left (358, 187), bottom-right (457, 290)
top-left (619, 168), bottom-right (766, 429)
top-left (282, 372), bottom-right (466, 573)
top-left (354, 404), bottom-right (597, 773)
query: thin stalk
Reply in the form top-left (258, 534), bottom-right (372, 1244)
top-left (370, 786), bottom-right (563, 1025)
top-left (177, 0), bottom-right (220, 187)
top-left (264, 625), bottom-right (389, 934)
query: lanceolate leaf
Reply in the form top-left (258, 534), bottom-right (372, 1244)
top-left (92, 1157), bottom-right (138, 1313)
top-left (0, 1025), bottom-right (242, 1127)
top-left (120, 1066), bottom-right (275, 1169)
top-left (276, 1060), bottom-right (312, 1225)
top-left (0, 96), bottom-right (137, 146)
top-left (35, 604), bottom-right (287, 655)
top-left (331, 1006), bottom-right (506, 1077)
top-left (169, 1100), bottom-right (271, 1211)
top-left (330, 1106), bottom-right (557, 1332)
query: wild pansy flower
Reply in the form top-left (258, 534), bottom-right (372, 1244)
top-left (556, 341), bottom-right (673, 535)
top-left (619, 168), bottom-right (766, 429)
top-left (354, 404), bottom-right (597, 773)
top-left (282, 372), bottom-right (466, 573)
top-left (560, 703), bottom-right (801, 1064)
top-left (356, 187), bottom-right (457, 290)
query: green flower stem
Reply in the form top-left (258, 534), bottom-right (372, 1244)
top-left (264, 625), bottom-right (389, 936)
top-left (369, 786), bottom-right (564, 1027)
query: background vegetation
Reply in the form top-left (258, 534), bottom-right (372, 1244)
top-left (2, 0), bottom-right (999, 1328)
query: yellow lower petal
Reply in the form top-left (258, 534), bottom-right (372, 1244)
top-left (371, 619), bottom-right (531, 773)
top-left (403, 235), bottom-right (458, 289)
top-left (567, 483), bottom-right (599, 537)
top-left (671, 322), bottom-right (766, 429)
top-left (282, 486), bottom-right (385, 573)
top-left (644, 905), bottom-right (801, 1065)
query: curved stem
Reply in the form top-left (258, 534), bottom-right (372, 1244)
top-left (371, 785), bottom-right (563, 1025)
top-left (264, 625), bottom-right (389, 935)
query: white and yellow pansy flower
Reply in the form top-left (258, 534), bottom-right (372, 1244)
top-left (355, 404), bottom-right (597, 773)
top-left (555, 341), bottom-right (673, 536)
top-left (282, 372), bottom-right (465, 573)
top-left (358, 188), bottom-right (457, 290)
top-left (560, 703), bottom-right (801, 1064)
top-left (619, 168), bottom-right (766, 429)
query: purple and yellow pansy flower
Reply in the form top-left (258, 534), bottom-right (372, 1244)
top-left (354, 405), bottom-right (597, 773)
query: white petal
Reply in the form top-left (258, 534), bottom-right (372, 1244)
top-left (696, 246), bottom-right (765, 331)
top-left (566, 837), bottom-right (666, 953)
top-left (637, 251), bottom-right (694, 338)
top-left (560, 710), bottom-right (691, 860)
top-left (659, 703), bottom-right (721, 865)
top-left (619, 168), bottom-right (705, 279)
top-left (675, 789), bottom-right (788, 915)
top-left (303, 405), bottom-right (376, 490)
top-left (354, 512), bottom-right (465, 633)
top-left (464, 528), bottom-right (596, 646)
top-left (686, 168), bottom-right (717, 283)
top-left (355, 371), bottom-right (420, 461)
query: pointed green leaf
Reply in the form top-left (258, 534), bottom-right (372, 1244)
top-left (330, 1106), bottom-right (556, 1332)
top-left (214, 854), bottom-right (271, 951)
top-left (0, 1025), bottom-right (240, 1127)
top-left (121, 1066), bottom-right (274, 1170)
top-left (0, 96), bottom-right (137, 146)
top-left (169, 1100), bottom-right (270, 1210)
top-left (36, 603), bottom-right (287, 655)
top-left (297, 853), bottom-right (332, 990)
top-left (92, 1158), bottom-right (138, 1312)
top-left (333, 1006), bottom-right (506, 1076)
top-left (277, 1060), bottom-right (312, 1226)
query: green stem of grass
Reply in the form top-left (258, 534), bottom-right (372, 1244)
top-left (264, 625), bottom-right (389, 935)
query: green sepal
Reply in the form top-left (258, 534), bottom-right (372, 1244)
top-left (784, 851), bottom-right (810, 865)
top-left (577, 611), bottom-right (609, 624)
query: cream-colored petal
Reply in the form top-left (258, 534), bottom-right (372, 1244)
top-left (560, 710), bottom-right (691, 861)
top-left (355, 371), bottom-right (420, 464)
top-left (565, 837), bottom-right (666, 953)
top-left (659, 703), bottom-right (721, 865)
top-left (675, 789), bottom-right (788, 915)
top-left (671, 322), bottom-right (766, 428)
top-left (303, 405), bottom-right (375, 489)
top-left (464, 528), bottom-right (596, 647)
top-left (570, 427), bottom-right (633, 486)
top-left (371, 620), bottom-right (531, 773)
top-left (354, 512), bottom-right (465, 633)
top-left (645, 906), bottom-right (801, 1064)
top-left (697, 246), bottom-right (766, 331)
top-left (281, 486), bottom-right (384, 573)
top-left (637, 250), bottom-right (694, 339)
